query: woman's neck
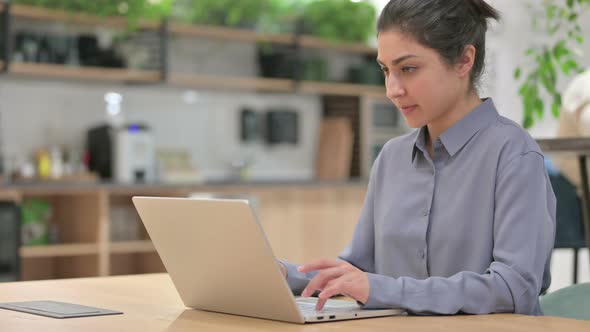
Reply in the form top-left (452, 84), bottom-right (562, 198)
top-left (425, 93), bottom-right (482, 157)
top-left (427, 93), bottom-right (482, 143)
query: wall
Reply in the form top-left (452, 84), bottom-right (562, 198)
top-left (0, 78), bottom-right (322, 181)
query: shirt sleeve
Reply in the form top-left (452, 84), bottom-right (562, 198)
top-left (360, 151), bottom-right (556, 315)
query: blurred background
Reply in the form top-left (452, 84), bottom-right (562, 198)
top-left (0, 0), bottom-right (588, 299)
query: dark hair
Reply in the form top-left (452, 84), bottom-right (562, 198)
top-left (377, 0), bottom-right (500, 90)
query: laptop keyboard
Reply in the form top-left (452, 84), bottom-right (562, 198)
top-left (296, 298), bottom-right (360, 315)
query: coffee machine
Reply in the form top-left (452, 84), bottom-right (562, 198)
top-left (87, 123), bottom-right (156, 183)
top-left (114, 124), bottom-right (156, 183)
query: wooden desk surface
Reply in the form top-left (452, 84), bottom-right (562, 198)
top-left (0, 273), bottom-right (588, 332)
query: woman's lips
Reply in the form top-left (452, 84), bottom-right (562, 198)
top-left (400, 105), bottom-right (417, 115)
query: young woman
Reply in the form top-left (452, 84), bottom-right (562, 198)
top-left (280, 0), bottom-right (556, 315)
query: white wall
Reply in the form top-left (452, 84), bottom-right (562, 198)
top-left (0, 78), bottom-right (322, 181)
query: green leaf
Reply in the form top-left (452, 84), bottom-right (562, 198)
top-left (523, 114), bottom-right (534, 129)
top-left (519, 83), bottom-right (529, 97)
top-left (552, 41), bottom-right (570, 59)
top-left (576, 35), bottom-right (584, 44)
top-left (525, 48), bottom-right (536, 56)
top-left (549, 24), bottom-right (561, 35)
top-left (567, 0), bottom-right (574, 8)
top-left (552, 102), bottom-right (560, 118)
top-left (534, 98), bottom-right (544, 119)
top-left (514, 68), bottom-right (522, 79)
top-left (554, 93), bottom-right (563, 107)
top-left (561, 59), bottom-right (579, 75)
top-left (560, 8), bottom-right (568, 18)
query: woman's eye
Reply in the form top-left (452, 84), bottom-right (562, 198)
top-left (401, 66), bottom-right (417, 73)
top-left (380, 67), bottom-right (389, 74)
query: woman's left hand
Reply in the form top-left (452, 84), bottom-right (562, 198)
top-left (298, 259), bottom-right (369, 311)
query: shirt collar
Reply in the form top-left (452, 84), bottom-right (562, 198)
top-left (412, 98), bottom-right (499, 162)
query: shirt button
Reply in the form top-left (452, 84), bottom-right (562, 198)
top-left (423, 208), bottom-right (429, 216)
top-left (419, 250), bottom-right (426, 259)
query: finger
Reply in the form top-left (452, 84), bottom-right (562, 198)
top-left (315, 280), bottom-right (344, 311)
top-left (301, 267), bottom-right (345, 297)
top-left (298, 258), bottom-right (341, 273)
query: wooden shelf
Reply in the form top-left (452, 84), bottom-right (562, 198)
top-left (20, 243), bottom-right (99, 258)
top-left (110, 241), bottom-right (156, 254)
top-left (0, 189), bottom-right (22, 203)
top-left (300, 81), bottom-right (385, 97)
top-left (300, 35), bottom-right (377, 55)
top-left (169, 73), bottom-right (295, 93)
top-left (10, 4), bottom-right (159, 30)
top-left (169, 22), bottom-right (294, 45)
top-left (9, 62), bottom-right (162, 83)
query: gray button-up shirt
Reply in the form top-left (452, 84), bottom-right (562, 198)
top-left (283, 99), bottom-right (556, 315)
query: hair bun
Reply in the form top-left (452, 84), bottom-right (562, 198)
top-left (468, 0), bottom-right (500, 21)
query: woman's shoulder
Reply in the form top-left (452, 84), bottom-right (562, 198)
top-left (490, 116), bottom-right (542, 153)
top-left (484, 115), bottom-right (545, 171)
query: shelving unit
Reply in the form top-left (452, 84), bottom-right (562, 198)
top-left (168, 22), bottom-right (294, 45)
top-left (110, 240), bottom-right (156, 254)
top-left (9, 4), bottom-right (159, 30)
top-left (299, 35), bottom-right (376, 55)
top-left (169, 73), bottom-right (295, 93)
top-left (9, 62), bottom-right (162, 83)
top-left (301, 81), bottom-right (385, 97)
top-left (0, 4), bottom-right (383, 97)
top-left (0, 183), bottom-right (367, 281)
top-left (20, 243), bottom-right (99, 258)
top-left (360, 95), bottom-right (410, 177)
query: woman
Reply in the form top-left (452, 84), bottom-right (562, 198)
top-left (279, 0), bottom-right (556, 316)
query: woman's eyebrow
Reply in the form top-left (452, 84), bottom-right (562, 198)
top-left (376, 54), bottom-right (420, 66)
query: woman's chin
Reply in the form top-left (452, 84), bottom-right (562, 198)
top-left (403, 117), bottom-right (426, 129)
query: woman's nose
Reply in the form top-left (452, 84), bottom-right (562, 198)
top-left (386, 75), bottom-right (405, 100)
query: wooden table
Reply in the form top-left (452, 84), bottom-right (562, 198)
top-left (537, 138), bottom-right (590, 268)
top-left (0, 273), bottom-right (588, 331)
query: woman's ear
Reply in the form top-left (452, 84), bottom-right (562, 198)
top-left (455, 45), bottom-right (476, 78)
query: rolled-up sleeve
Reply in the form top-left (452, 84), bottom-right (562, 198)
top-left (360, 151), bottom-right (556, 315)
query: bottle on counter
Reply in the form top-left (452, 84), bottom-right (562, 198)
top-left (50, 146), bottom-right (64, 179)
top-left (36, 149), bottom-right (51, 180)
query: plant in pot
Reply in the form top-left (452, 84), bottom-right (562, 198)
top-left (171, 0), bottom-right (285, 30)
top-left (11, 0), bottom-right (173, 28)
top-left (514, 0), bottom-right (589, 129)
top-left (301, 0), bottom-right (376, 43)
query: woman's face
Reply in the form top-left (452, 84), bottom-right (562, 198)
top-left (377, 30), bottom-right (469, 129)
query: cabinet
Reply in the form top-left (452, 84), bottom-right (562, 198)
top-left (361, 95), bottom-right (411, 177)
top-left (0, 183), bottom-right (366, 281)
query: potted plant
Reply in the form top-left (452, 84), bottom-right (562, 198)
top-left (514, 0), bottom-right (589, 129)
top-left (302, 0), bottom-right (376, 43)
top-left (11, 0), bottom-right (173, 27)
top-left (171, 0), bottom-right (285, 30)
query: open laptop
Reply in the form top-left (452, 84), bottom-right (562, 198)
top-left (132, 196), bottom-right (405, 323)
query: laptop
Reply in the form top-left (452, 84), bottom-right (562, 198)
top-left (132, 196), bottom-right (405, 323)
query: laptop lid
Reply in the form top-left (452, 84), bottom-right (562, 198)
top-left (132, 196), bottom-right (305, 323)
